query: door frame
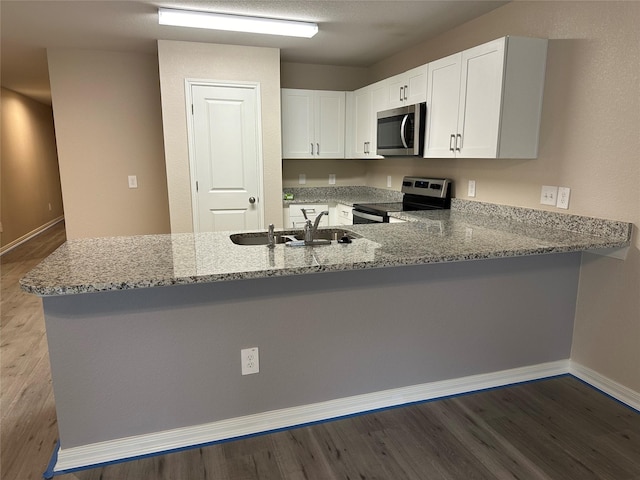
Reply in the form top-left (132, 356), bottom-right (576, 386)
top-left (184, 78), bottom-right (265, 233)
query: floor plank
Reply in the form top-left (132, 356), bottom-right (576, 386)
top-left (2, 222), bottom-right (639, 480)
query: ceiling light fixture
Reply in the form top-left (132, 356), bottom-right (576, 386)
top-left (158, 8), bottom-right (318, 38)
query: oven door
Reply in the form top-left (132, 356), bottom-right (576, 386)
top-left (352, 209), bottom-right (388, 224)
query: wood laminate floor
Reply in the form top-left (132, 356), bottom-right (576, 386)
top-left (1, 223), bottom-right (639, 480)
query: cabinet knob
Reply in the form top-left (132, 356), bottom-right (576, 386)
top-left (249, 197), bottom-right (256, 204)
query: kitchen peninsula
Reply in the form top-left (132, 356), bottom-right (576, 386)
top-left (22, 199), bottom-right (632, 474)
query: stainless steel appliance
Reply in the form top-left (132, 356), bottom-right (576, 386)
top-left (376, 103), bottom-right (426, 156)
top-left (352, 177), bottom-right (452, 224)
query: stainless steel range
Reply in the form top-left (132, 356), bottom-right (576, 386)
top-left (352, 177), bottom-right (452, 224)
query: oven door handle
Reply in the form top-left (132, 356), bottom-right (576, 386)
top-left (353, 210), bottom-right (386, 223)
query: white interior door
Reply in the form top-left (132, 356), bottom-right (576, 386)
top-left (190, 83), bottom-right (263, 232)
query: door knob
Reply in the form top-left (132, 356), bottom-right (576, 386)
top-left (249, 197), bottom-right (256, 204)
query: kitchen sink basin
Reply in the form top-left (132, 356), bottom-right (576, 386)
top-left (230, 228), bottom-right (360, 246)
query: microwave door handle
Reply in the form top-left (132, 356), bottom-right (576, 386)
top-left (400, 114), bottom-right (409, 148)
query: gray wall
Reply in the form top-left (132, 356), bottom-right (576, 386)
top-left (44, 253), bottom-right (581, 448)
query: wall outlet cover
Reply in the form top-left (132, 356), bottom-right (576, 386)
top-left (557, 187), bottom-right (571, 209)
top-left (298, 174), bottom-right (306, 185)
top-left (241, 347), bottom-right (259, 375)
top-left (329, 174), bottom-right (336, 185)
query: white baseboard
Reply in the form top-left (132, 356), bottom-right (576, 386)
top-left (0, 216), bottom-right (64, 256)
top-left (570, 361), bottom-right (640, 411)
top-left (53, 359), bottom-right (570, 473)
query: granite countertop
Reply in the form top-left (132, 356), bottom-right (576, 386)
top-left (282, 186), bottom-right (403, 206)
top-left (20, 192), bottom-right (632, 297)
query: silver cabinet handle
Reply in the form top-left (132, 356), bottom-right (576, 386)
top-left (449, 134), bottom-right (455, 152)
top-left (310, 143), bottom-right (314, 155)
top-left (317, 143), bottom-right (320, 155)
top-left (404, 85), bottom-right (408, 101)
top-left (249, 197), bottom-right (256, 204)
top-left (399, 86), bottom-right (403, 102)
top-left (456, 134), bottom-right (462, 152)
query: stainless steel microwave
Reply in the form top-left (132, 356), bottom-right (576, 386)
top-left (376, 103), bottom-right (426, 156)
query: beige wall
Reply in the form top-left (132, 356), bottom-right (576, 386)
top-left (47, 49), bottom-right (170, 239)
top-left (1, 87), bottom-right (64, 250)
top-left (157, 41), bottom-right (282, 232)
top-left (364, 1), bottom-right (640, 392)
top-left (282, 159), bottom-right (367, 188)
top-left (281, 62), bottom-right (370, 91)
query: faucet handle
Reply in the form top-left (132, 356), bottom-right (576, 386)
top-left (300, 208), bottom-right (309, 220)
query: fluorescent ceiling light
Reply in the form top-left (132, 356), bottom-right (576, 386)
top-left (158, 8), bottom-right (318, 38)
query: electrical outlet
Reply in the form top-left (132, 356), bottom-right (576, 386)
top-left (128, 175), bottom-right (138, 189)
top-left (241, 347), bottom-right (259, 375)
top-left (298, 174), bottom-right (306, 185)
top-left (540, 185), bottom-right (558, 206)
top-left (468, 180), bottom-right (476, 198)
top-left (557, 187), bottom-right (571, 209)
top-left (387, 175), bottom-right (392, 188)
top-left (329, 174), bottom-right (336, 185)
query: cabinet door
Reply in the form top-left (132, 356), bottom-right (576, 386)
top-left (351, 86), bottom-right (372, 157)
top-left (404, 65), bottom-right (427, 105)
top-left (424, 53), bottom-right (461, 158)
top-left (387, 72), bottom-right (406, 109)
top-left (457, 38), bottom-right (506, 158)
top-left (369, 80), bottom-right (388, 157)
top-left (387, 65), bottom-right (427, 108)
top-left (281, 89), bottom-right (314, 158)
top-left (315, 91), bottom-right (345, 158)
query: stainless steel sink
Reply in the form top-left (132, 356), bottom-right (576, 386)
top-left (230, 228), bottom-right (360, 246)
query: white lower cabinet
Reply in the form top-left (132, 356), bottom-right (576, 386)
top-left (334, 203), bottom-right (353, 225)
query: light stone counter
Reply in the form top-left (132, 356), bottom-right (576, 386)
top-left (20, 199), bottom-right (632, 297)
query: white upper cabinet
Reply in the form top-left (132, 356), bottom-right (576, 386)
top-left (387, 64), bottom-right (428, 109)
top-left (346, 79), bottom-right (386, 158)
top-left (424, 36), bottom-right (548, 159)
top-left (281, 89), bottom-right (346, 159)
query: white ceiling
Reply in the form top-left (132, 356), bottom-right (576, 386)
top-left (1, 1), bottom-right (508, 105)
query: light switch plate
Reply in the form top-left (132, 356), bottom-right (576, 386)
top-left (468, 180), bottom-right (476, 198)
top-left (298, 174), bottom-right (306, 185)
top-left (329, 174), bottom-right (336, 185)
top-left (128, 175), bottom-right (138, 189)
top-left (387, 176), bottom-right (392, 188)
top-left (540, 185), bottom-right (558, 206)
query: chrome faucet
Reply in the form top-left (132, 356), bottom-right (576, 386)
top-left (304, 211), bottom-right (329, 244)
top-left (267, 223), bottom-right (275, 249)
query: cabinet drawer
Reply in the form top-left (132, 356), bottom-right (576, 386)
top-left (289, 204), bottom-right (329, 218)
top-left (335, 203), bottom-right (353, 225)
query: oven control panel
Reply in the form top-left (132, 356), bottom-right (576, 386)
top-left (401, 177), bottom-right (451, 198)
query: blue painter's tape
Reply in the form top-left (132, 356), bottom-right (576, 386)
top-left (43, 440), bottom-right (60, 479)
top-left (44, 374), bottom-right (624, 477)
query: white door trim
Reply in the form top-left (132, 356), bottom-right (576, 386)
top-left (185, 79), bottom-right (265, 233)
